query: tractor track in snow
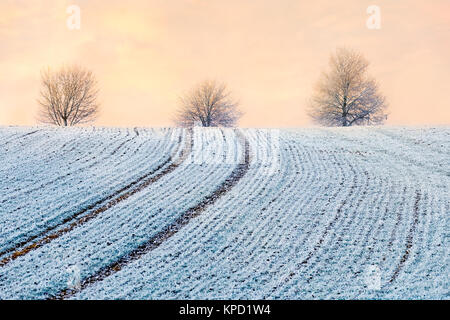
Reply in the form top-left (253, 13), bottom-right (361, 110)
top-left (0, 130), bottom-right (140, 256)
top-left (0, 129), bottom-right (177, 254)
top-left (50, 129), bottom-right (250, 300)
top-left (0, 130), bottom-right (192, 267)
top-left (388, 190), bottom-right (422, 284)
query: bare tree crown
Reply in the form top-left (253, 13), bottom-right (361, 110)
top-left (175, 80), bottom-right (242, 127)
top-left (308, 47), bottom-right (388, 127)
top-left (38, 65), bottom-right (99, 126)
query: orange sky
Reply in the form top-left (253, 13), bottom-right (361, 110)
top-left (1, 0), bottom-right (449, 127)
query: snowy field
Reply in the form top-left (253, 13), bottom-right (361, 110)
top-left (0, 126), bottom-right (448, 299)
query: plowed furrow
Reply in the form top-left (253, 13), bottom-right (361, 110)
top-left (51, 129), bottom-right (250, 300)
top-left (0, 131), bottom-right (128, 203)
top-left (0, 130), bottom-right (192, 267)
top-left (388, 190), bottom-right (422, 283)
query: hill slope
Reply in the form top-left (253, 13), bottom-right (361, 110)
top-left (0, 126), bottom-right (448, 299)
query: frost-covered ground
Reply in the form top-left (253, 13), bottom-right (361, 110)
top-left (0, 125), bottom-right (448, 299)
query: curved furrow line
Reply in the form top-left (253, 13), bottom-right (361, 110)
top-left (0, 129), bottom-right (173, 234)
top-left (70, 129), bottom-right (259, 299)
top-left (160, 130), bottom-right (297, 298)
top-left (0, 128), bottom-right (41, 148)
top-left (1, 128), bottom-right (128, 189)
top-left (69, 128), bottom-right (244, 299)
top-left (387, 188), bottom-right (433, 297)
top-left (100, 129), bottom-right (269, 298)
top-left (148, 130), bottom-right (348, 299)
top-left (0, 130), bottom-right (21, 146)
top-left (395, 187), bottom-right (449, 298)
top-left (343, 130), bottom-right (419, 285)
top-left (256, 142), bottom-right (349, 297)
top-left (0, 127), bottom-right (110, 175)
top-left (51, 129), bottom-right (250, 300)
top-left (385, 186), bottom-right (408, 254)
top-left (290, 171), bottom-right (387, 298)
top-left (3, 129), bottom-right (166, 218)
top-left (271, 162), bottom-right (358, 297)
top-left (200, 134), bottom-right (332, 298)
top-left (0, 130), bottom-right (174, 257)
top-left (84, 127), bottom-right (447, 300)
top-left (0, 129), bottom-right (77, 175)
top-left (0, 128), bottom-right (233, 299)
top-left (1, 126), bottom-right (445, 299)
top-left (347, 176), bottom-right (394, 287)
top-left (288, 129), bottom-right (430, 298)
top-left (303, 169), bottom-right (373, 271)
top-left (344, 128), bottom-right (449, 178)
top-left (0, 128), bottom-right (37, 148)
top-left (0, 130), bottom-right (132, 210)
top-left (388, 189), bottom-right (422, 284)
top-left (280, 162), bottom-right (370, 298)
top-left (310, 128), bottom-right (429, 294)
top-left (349, 177), bottom-right (422, 299)
top-left (0, 129), bottom-right (173, 253)
top-left (270, 151), bottom-right (359, 297)
top-left (129, 127), bottom-right (414, 298)
top-left (74, 130), bottom-right (346, 299)
top-left (190, 133), bottom-right (323, 298)
top-left (65, 129), bottom-right (234, 271)
top-left (0, 129), bottom-right (189, 267)
top-left (0, 129), bottom-right (128, 201)
top-left (377, 185), bottom-right (416, 283)
top-left (374, 127), bottom-right (449, 156)
top-left (62, 128), bottom-right (233, 274)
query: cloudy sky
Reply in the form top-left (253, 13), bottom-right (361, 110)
top-left (1, 0), bottom-right (449, 127)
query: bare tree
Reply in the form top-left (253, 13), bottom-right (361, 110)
top-left (175, 80), bottom-right (242, 127)
top-left (38, 65), bottom-right (99, 126)
top-left (308, 47), bottom-right (387, 127)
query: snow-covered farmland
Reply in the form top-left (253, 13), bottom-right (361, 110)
top-left (0, 126), bottom-right (448, 299)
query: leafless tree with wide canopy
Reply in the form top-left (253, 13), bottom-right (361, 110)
top-left (308, 47), bottom-right (387, 127)
top-left (38, 65), bottom-right (99, 126)
top-left (175, 80), bottom-right (242, 127)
